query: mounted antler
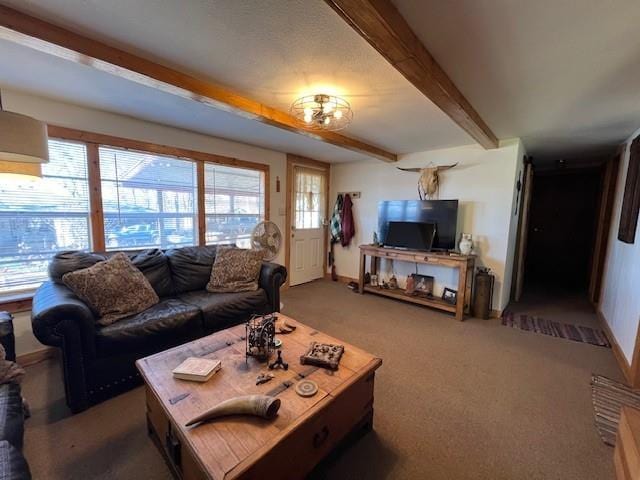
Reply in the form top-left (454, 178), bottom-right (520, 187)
top-left (397, 163), bottom-right (457, 199)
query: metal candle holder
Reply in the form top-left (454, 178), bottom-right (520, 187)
top-left (245, 314), bottom-right (277, 362)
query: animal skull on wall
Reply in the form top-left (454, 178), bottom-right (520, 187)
top-left (397, 164), bottom-right (458, 199)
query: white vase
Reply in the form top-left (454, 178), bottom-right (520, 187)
top-left (459, 234), bottom-right (473, 255)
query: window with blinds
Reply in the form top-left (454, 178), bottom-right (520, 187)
top-left (0, 139), bottom-right (90, 293)
top-left (204, 164), bottom-right (265, 248)
top-left (99, 147), bottom-right (198, 250)
top-left (294, 167), bottom-right (326, 229)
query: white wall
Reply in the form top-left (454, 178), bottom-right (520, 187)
top-left (3, 90), bottom-right (289, 356)
top-left (600, 127), bottom-right (640, 363)
top-left (329, 139), bottom-right (524, 312)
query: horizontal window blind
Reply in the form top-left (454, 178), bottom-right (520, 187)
top-left (0, 136), bottom-right (268, 296)
top-left (294, 167), bottom-right (325, 229)
top-left (99, 146), bottom-right (198, 250)
top-left (0, 139), bottom-right (90, 293)
top-left (204, 164), bottom-right (265, 248)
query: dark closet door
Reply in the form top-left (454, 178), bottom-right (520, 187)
top-left (525, 169), bottom-right (601, 290)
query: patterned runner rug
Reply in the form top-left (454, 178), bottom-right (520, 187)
top-left (591, 375), bottom-right (640, 446)
top-left (501, 312), bottom-right (611, 348)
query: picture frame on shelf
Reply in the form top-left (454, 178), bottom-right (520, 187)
top-left (442, 287), bottom-right (457, 305)
top-left (410, 274), bottom-right (434, 297)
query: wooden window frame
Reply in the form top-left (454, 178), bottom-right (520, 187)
top-left (0, 125), bottom-right (270, 310)
top-left (48, 126), bottom-right (270, 252)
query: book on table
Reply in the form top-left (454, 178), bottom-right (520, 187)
top-left (172, 357), bottom-right (221, 382)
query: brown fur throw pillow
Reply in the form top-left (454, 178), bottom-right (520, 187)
top-left (206, 247), bottom-right (264, 293)
top-left (62, 252), bottom-right (159, 325)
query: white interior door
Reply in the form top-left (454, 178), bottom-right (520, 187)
top-left (289, 166), bottom-right (327, 286)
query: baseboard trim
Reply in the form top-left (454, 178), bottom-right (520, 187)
top-left (17, 347), bottom-right (56, 367)
top-left (324, 273), bottom-right (358, 284)
top-left (597, 309), bottom-right (632, 384)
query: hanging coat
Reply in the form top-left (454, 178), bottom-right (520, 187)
top-left (341, 194), bottom-right (355, 247)
top-left (329, 194), bottom-right (343, 244)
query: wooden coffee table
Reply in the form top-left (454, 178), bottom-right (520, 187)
top-left (136, 313), bottom-right (382, 479)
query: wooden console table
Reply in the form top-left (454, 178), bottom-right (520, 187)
top-left (358, 245), bottom-right (475, 321)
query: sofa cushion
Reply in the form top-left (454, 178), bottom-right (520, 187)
top-left (206, 247), bottom-right (263, 293)
top-left (0, 441), bottom-right (30, 480)
top-left (95, 299), bottom-right (203, 356)
top-left (179, 289), bottom-right (269, 332)
top-left (0, 384), bottom-right (24, 451)
top-left (50, 249), bottom-right (173, 298)
top-left (123, 249), bottom-right (173, 298)
top-left (49, 251), bottom-right (105, 283)
top-left (166, 246), bottom-right (218, 294)
top-left (62, 253), bottom-right (160, 326)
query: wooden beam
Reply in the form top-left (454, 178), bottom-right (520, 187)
top-left (324, 0), bottom-right (499, 149)
top-left (0, 5), bottom-right (397, 163)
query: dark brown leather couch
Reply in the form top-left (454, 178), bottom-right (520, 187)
top-left (31, 246), bottom-right (287, 413)
top-left (0, 315), bottom-right (30, 479)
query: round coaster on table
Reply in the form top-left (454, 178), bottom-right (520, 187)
top-left (295, 379), bottom-right (318, 397)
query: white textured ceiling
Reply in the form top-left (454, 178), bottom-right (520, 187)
top-left (394, 0), bottom-right (640, 162)
top-left (0, 0), bottom-right (471, 163)
top-left (1, 0), bottom-right (638, 163)
top-left (0, 39), bottom-right (378, 163)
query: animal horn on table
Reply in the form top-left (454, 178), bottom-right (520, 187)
top-left (185, 395), bottom-right (281, 427)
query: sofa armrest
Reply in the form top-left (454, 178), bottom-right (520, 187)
top-left (258, 262), bottom-right (287, 313)
top-left (31, 281), bottom-right (97, 359)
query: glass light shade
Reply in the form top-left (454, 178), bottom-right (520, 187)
top-left (290, 93), bottom-right (352, 131)
top-left (0, 110), bottom-right (49, 165)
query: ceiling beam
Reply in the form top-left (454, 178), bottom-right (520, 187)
top-left (0, 5), bottom-right (397, 163)
top-left (324, 0), bottom-right (499, 149)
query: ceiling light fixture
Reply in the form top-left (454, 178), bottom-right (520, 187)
top-left (290, 94), bottom-right (353, 131)
top-left (0, 90), bottom-right (49, 179)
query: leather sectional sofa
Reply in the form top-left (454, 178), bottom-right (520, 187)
top-left (0, 315), bottom-right (30, 480)
top-left (31, 246), bottom-right (287, 413)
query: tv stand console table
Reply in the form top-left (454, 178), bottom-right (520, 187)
top-left (358, 245), bottom-right (475, 321)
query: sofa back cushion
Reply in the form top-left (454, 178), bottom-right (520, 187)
top-left (166, 245), bottom-right (218, 294)
top-left (49, 249), bottom-right (174, 298)
top-left (49, 251), bottom-right (105, 282)
top-left (122, 249), bottom-right (173, 298)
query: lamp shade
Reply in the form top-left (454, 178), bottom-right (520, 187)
top-left (0, 110), bottom-right (49, 164)
top-left (0, 160), bottom-right (42, 178)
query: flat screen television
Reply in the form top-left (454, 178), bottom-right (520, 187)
top-left (384, 221), bottom-right (435, 251)
top-left (378, 200), bottom-right (458, 251)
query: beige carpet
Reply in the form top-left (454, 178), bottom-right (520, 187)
top-left (21, 280), bottom-right (620, 479)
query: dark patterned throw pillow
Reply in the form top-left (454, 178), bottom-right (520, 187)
top-left (206, 247), bottom-right (264, 293)
top-left (62, 252), bottom-right (159, 326)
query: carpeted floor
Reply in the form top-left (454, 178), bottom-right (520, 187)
top-left (21, 280), bottom-right (621, 479)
